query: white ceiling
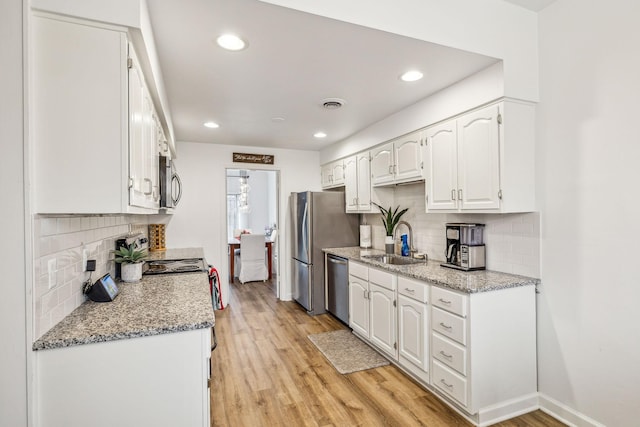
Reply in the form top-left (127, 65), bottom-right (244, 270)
top-left (501, 0), bottom-right (557, 12)
top-left (147, 0), bottom-right (503, 151)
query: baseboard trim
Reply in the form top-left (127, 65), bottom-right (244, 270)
top-left (538, 393), bottom-right (605, 427)
top-left (478, 393), bottom-right (539, 427)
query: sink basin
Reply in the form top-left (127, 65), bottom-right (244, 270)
top-left (363, 254), bottom-right (425, 266)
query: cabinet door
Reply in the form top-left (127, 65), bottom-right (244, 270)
top-left (394, 132), bottom-right (423, 183)
top-left (457, 104), bottom-right (500, 210)
top-left (398, 295), bottom-right (428, 371)
top-left (33, 16), bottom-right (127, 213)
top-left (344, 156), bottom-right (358, 212)
top-left (369, 283), bottom-right (397, 358)
top-left (128, 46), bottom-right (148, 209)
top-left (321, 164), bottom-right (333, 188)
top-left (356, 153), bottom-right (371, 211)
top-left (425, 120), bottom-right (458, 210)
top-left (370, 143), bottom-right (395, 186)
top-left (331, 160), bottom-right (345, 186)
top-left (349, 275), bottom-right (369, 337)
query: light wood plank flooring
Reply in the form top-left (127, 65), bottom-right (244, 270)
top-left (210, 279), bottom-right (563, 427)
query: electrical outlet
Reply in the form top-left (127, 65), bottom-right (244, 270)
top-left (82, 249), bottom-right (89, 272)
top-left (48, 258), bottom-right (57, 289)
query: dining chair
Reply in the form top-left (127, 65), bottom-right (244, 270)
top-left (237, 234), bottom-right (268, 283)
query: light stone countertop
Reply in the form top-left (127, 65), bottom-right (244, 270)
top-left (33, 272), bottom-right (215, 351)
top-left (146, 247), bottom-right (205, 261)
top-left (323, 247), bottom-right (539, 293)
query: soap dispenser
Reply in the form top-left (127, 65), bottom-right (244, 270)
top-left (401, 234), bottom-right (410, 257)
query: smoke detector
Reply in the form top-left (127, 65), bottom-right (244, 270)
top-left (321, 98), bottom-right (346, 110)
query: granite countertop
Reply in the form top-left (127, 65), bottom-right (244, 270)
top-left (146, 247), bottom-right (205, 261)
top-left (33, 272), bottom-right (215, 351)
top-left (323, 247), bottom-right (539, 294)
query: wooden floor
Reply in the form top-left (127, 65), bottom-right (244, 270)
top-left (210, 279), bottom-right (564, 427)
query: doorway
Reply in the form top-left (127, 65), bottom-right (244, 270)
top-left (226, 168), bottom-right (280, 296)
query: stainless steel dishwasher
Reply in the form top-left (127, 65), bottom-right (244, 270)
top-left (326, 254), bottom-right (349, 324)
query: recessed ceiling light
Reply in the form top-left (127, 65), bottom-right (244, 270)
top-left (314, 132), bottom-right (327, 139)
top-left (204, 121), bottom-right (219, 129)
top-left (216, 34), bottom-right (247, 51)
top-left (400, 70), bottom-right (424, 82)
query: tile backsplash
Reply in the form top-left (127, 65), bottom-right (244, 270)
top-left (364, 183), bottom-right (540, 278)
top-left (33, 214), bottom-right (148, 339)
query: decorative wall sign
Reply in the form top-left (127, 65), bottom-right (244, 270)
top-left (232, 152), bottom-right (274, 165)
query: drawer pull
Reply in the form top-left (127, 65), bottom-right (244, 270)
top-left (404, 288), bottom-right (415, 293)
top-left (440, 379), bottom-right (454, 389)
top-left (439, 322), bottom-right (452, 330)
top-left (439, 350), bottom-right (453, 359)
top-left (438, 298), bottom-right (452, 305)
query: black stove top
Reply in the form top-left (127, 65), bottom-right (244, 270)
top-left (144, 258), bottom-right (208, 275)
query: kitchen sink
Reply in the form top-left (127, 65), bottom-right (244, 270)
top-left (362, 254), bottom-right (426, 266)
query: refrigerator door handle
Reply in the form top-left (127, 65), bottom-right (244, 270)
top-left (301, 201), bottom-right (309, 261)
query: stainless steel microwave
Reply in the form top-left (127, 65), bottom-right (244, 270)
top-left (159, 156), bottom-right (182, 208)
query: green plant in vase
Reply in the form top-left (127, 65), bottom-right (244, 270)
top-left (372, 202), bottom-right (408, 254)
top-left (114, 244), bottom-right (147, 282)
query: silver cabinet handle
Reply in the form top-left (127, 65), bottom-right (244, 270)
top-left (143, 178), bottom-right (152, 195)
top-left (458, 189), bottom-right (462, 200)
top-left (438, 298), bottom-right (452, 305)
top-left (451, 189), bottom-right (456, 200)
top-left (388, 165), bottom-right (393, 175)
top-left (439, 322), bottom-right (452, 330)
top-left (439, 350), bottom-right (453, 359)
top-left (440, 379), bottom-right (454, 388)
top-left (404, 288), bottom-right (415, 293)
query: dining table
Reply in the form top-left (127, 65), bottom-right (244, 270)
top-left (228, 237), bottom-right (273, 280)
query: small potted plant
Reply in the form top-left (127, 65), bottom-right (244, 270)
top-left (114, 244), bottom-right (147, 282)
top-left (372, 203), bottom-right (408, 254)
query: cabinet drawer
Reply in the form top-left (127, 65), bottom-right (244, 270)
top-left (368, 267), bottom-right (396, 291)
top-left (349, 261), bottom-right (368, 280)
top-left (431, 286), bottom-right (467, 317)
top-left (432, 360), bottom-right (468, 408)
top-left (432, 333), bottom-right (467, 376)
top-left (398, 276), bottom-right (428, 303)
top-left (432, 307), bottom-right (466, 345)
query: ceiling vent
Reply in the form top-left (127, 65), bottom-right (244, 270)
top-left (321, 98), bottom-right (346, 110)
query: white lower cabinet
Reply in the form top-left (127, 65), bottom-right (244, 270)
top-left (368, 282), bottom-right (396, 358)
top-left (397, 276), bottom-right (429, 383)
top-left (35, 329), bottom-right (211, 427)
top-left (348, 273), bottom-right (369, 338)
top-left (347, 260), bottom-right (537, 426)
top-left (349, 263), bottom-right (397, 358)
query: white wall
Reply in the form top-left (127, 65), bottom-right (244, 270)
top-left (536, 1), bottom-right (640, 425)
top-left (1, 0), bottom-right (28, 424)
top-left (166, 142), bottom-right (320, 305)
top-left (259, 0), bottom-right (538, 102)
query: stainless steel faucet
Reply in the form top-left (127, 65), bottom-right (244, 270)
top-left (394, 220), bottom-right (416, 256)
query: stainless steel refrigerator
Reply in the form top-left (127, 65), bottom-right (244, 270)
top-left (290, 191), bottom-right (359, 315)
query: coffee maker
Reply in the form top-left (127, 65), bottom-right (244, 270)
top-left (442, 223), bottom-right (486, 271)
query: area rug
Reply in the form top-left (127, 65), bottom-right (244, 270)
top-left (308, 329), bottom-right (390, 374)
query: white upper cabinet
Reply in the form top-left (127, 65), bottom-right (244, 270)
top-left (371, 131), bottom-right (423, 187)
top-left (321, 159), bottom-right (345, 189)
top-left (424, 100), bottom-right (535, 213)
top-left (370, 143), bottom-right (395, 186)
top-left (344, 153), bottom-right (372, 213)
top-left (32, 15), bottom-right (129, 214)
top-left (457, 105), bottom-right (500, 210)
top-left (32, 14), bottom-right (166, 214)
